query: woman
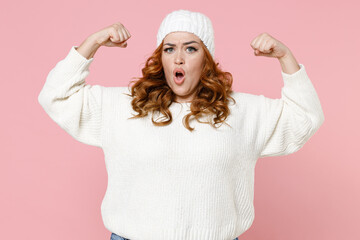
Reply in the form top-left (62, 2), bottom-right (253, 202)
top-left (38, 9), bottom-right (325, 240)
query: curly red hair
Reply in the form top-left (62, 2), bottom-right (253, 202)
top-left (125, 40), bottom-right (236, 131)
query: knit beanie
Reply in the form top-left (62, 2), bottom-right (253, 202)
top-left (156, 9), bottom-right (215, 58)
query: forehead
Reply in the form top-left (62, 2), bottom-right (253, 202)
top-left (163, 31), bottom-right (201, 43)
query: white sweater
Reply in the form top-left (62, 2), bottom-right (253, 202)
top-left (38, 46), bottom-right (325, 240)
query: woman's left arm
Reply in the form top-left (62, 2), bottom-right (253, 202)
top-left (250, 33), bottom-right (325, 158)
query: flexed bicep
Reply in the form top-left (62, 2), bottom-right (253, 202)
top-left (38, 46), bottom-right (103, 148)
top-left (259, 64), bottom-right (325, 158)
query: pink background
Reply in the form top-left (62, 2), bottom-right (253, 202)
top-left (1, 0), bottom-right (359, 239)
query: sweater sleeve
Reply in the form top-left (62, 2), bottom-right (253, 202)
top-left (38, 46), bottom-right (103, 148)
top-left (259, 64), bottom-right (325, 158)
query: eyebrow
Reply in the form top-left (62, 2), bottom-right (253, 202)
top-left (163, 41), bottom-right (200, 47)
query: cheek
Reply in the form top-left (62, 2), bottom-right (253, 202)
top-left (162, 58), bottom-right (172, 76)
top-left (164, 67), bottom-right (172, 79)
top-left (190, 60), bottom-right (204, 78)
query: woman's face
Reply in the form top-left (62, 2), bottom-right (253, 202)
top-left (161, 31), bottom-right (205, 103)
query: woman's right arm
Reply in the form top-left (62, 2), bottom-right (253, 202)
top-left (37, 23), bottom-right (131, 148)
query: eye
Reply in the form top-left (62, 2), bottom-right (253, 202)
top-left (164, 46), bottom-right (198, 54)
top-left (186, 46), bottom-right (197, 53)
top-left (164, 47), bottom-right (174, 53)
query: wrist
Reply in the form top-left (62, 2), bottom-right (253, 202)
top-left (86, 34), bottom-right (101, 49)
top-left (278, 49), bottom-right (293, 62)
top-left (278, 50), bottom-right (300, 74)
top-left (76, 36), bottom-right (101, 60)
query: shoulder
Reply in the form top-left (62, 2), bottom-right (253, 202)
top-left (230, 91), bottom-right (284, 123)
top-left (229, 90), bottom-right (265, 108)
top-left (101, 86), bottom-right (133, 106)
top-left (102, 86), bottom-right (131, 96)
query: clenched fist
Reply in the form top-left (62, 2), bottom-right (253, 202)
top-left (92, 22), bottom-right (132, 48)
top-left (250, 33), bottom-right (290, 59)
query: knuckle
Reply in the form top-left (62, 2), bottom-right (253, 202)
top-left (112, 22), bottom-right (122, 28)
top-left (111, 30), bottom-right (119, 38)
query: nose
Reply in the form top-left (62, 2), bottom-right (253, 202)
top-left (174, 50), bottom-right (184, 65)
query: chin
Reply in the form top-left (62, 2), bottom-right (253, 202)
top-left (172, 89), bottom-right (185, 96)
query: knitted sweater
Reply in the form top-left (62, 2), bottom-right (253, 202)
top-left (38, 46), bottom-right (325, 240)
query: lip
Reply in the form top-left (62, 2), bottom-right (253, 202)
top-left (173, 68), bottom-right (185, 77)
top-left (173, 75), bottom-right (185, 85)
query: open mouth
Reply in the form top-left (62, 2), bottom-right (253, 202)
top-left (175, 72), bottom-right (184, 79)
top-left (173, 68), bottom-right (186, 84)
top-left (173, 68), bottom-right (185, 81)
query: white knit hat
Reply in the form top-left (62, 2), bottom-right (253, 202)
top-left (156, 9), bottom-right (215, 58)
